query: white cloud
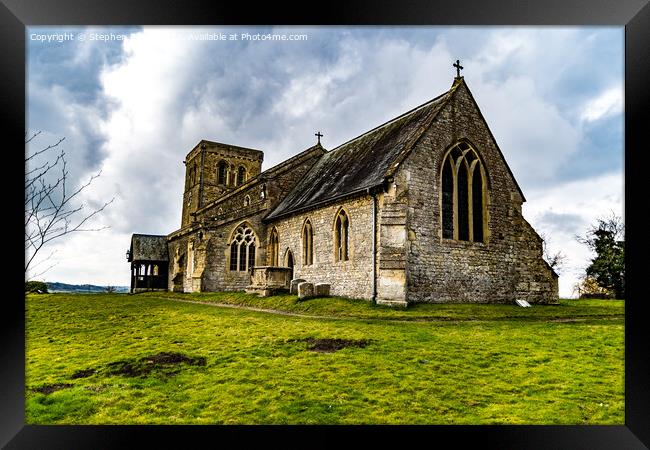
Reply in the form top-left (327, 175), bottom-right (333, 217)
top-left (581, 86), bottom-right (623, 122)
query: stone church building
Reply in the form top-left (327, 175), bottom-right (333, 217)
top-left (128, 74), bottom-right (558, 306)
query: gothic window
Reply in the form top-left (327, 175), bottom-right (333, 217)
top-left (237, 166), bottom-right (247, 186)
top-left (217, 161), bottom-right (227, 185)
top-left (334, 209), bottom-right (349, 261)
top-left (269, 227), bottom-right (279, 266)
top-left (302, 219), bottom-right (314, 266)
top-left (244, 195), bottom-right (251, 207)
top-left (440, 141), bottom-right (487, 243)
top-left (228, 224), bottom-right (257, 272)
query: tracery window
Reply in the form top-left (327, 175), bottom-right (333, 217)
top-left (334, 210), bottom-right (349, 261)
top-left (441, 141), bottom-right (487, 243)
top-left (302, 219), bottom-right (314, 266)
top-left (229, 224), bottom-right (257, 272)
top-left (269, 227), bottom-right (279, 266)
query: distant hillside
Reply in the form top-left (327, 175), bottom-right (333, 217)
top-left (46, 282), bottom-right (129, 293)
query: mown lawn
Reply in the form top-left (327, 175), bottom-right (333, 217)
top-left (25, 293), bottom-right (624, 424)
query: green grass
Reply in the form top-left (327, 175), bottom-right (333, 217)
top-left (25, 292), bottom-right (624, 424)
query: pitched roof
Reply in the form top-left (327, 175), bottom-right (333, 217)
top-left (265, 84), bottom-right (455, 221)
top-left (129, 234), bottom-right (168, 261)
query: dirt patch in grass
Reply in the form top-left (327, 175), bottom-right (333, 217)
top-left (292, 338), bottom-right (371, 353)
top-left (71, 368), bottom-right (96, 379)
top-left (105, 352), bottom-right (207, 377)
top-left (32, 383), bottom-right (73, 395)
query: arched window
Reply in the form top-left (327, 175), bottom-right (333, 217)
top-left (229, 224), bottom-right (257, 272)
top-left (334, 210), bottom-right (349, 261)
top-left (217, 161), bottom-right (228, 185)
top-left (237, 166), bottom-right (247, 186)
top-left (302, 219), bottom-right (314, 266)
top-left (269, 228), bottom-right (279, 266)
top-left (243, 195), bottom-right (251, 207)
top-left (441, 142), bottom-right (487, 243)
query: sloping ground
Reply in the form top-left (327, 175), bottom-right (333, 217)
top-left (137, 291), bottom-right (624, 323)
top-left (25, 293), bottom-right (624, 425)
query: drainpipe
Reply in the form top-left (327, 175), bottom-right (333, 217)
top-left (199, 143), bottom-right (207, 208)
top-left (369, 187), bottom-right (377, 304)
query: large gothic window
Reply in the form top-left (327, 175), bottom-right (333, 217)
top-left (269, 228), bottom-right (279, 266)
top-left (217, 161), bottom-right (227, 185)
top-left (229, 224), bottom-right (257, 272)
top-left (441, 142), bottom-right (487, 243)
top-left (237, 166), bottom-right (247, 186)
top-left (334, 210), bottom-right (349, 261)
top-left (302, 219), bottom-right (314, 266)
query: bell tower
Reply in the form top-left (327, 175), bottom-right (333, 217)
top-left (180, 140), bottom-right (264, 227)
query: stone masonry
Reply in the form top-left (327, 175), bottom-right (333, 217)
top-left (132, 75), bottom-right (558, 305)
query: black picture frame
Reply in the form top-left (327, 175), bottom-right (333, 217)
top-left (4, 0), bottom-right (649, 448)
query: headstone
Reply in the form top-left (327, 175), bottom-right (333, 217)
top-left (298, 282), bottom-right (314, 299)
top-left (314, 283), bottom-right (331, 297)
top-left (290, 278), bottom-right (306, 295)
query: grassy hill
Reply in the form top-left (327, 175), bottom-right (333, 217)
top-left (25, 292), bottom-right (624, 425)
top-left (46, 282), bottom-right (129, 293)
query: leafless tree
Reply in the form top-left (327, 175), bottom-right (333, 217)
top-left (25, 131), bottom-right (114, 279)
top-left (539, 231), bottom-right (567, 275)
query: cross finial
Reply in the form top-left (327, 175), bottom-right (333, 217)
top-left (315, 131), bottom-right (323, 145)
top-left (453, 59), bottom-right (464, 78)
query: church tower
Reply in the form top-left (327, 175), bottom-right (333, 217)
top-left (180, 140), bottom-right (264, 227)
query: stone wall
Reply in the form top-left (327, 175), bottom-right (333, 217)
top-left (267, 195), bottom-right (376, 300)
top-left (400, 80), bottom-right (558, 304)
top-left (168, 145), bottom-right (324, 293)
top-left (180, 141), bottom-right (263, 228)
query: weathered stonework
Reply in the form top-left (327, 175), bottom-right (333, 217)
top-left (132, 76), bottom-right (558, 305)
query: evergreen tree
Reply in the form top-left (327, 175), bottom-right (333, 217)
top-left (578, 215), bottom-right (625, 299)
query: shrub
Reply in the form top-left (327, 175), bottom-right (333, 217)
top-left (25, 280), bottom-right (49, 294)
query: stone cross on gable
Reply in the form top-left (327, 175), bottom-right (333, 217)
top-left (453, 59), bottom-right (464, 78)
top-left (315, 131), bottom-right (323, 145)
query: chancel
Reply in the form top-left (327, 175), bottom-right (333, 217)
top-left (128, 67), bottom-right (558, 305)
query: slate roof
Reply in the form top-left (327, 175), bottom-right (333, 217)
top-left (129, 234), bottom-right (169, 262)
top-left (265, 85), bottom-right (455, 221)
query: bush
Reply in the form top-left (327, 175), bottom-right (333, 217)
top-left (25, 280), bottom-right (48, 294)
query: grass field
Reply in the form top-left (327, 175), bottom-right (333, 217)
top-left (25, 292), bottom-right (624, 424)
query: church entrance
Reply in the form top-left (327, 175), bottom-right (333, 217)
top-left (284, 250), bottom-right (294, 280)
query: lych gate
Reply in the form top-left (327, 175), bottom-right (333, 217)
top-left (127, 234), bottom-right (169, 293)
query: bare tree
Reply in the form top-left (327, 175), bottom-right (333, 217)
top-left (539, 231), bottom-right (567, 275)
top-left (25, 131), bottom-right (114, 279)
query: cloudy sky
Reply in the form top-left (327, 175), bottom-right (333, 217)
top-left (26, 26), bottom-right (623, 297)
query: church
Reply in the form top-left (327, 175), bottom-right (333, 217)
top-left (127, 68), bottom-right (558, 306)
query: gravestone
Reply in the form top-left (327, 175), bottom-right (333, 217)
top-left (315, 283), bottom-right (331, 296)
top-left (298, 282), bottom-right (314, 299)
top-left (290, 278), bottom-right (306, 295)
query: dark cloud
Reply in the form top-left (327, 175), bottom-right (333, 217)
top-left (536, 211), bottom-right (586, 236)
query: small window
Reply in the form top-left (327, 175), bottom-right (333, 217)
top-left (237, 166), bottom-right (247, 186)
top-left (302, 219), bottom-right (314, 266)
top-left (334, 210), bottom-right (349, 262)
top-left (269, 228), bottom-right (279, 266)
top-left (217, 161), bottom-right (228, 185)
top-left (244, 195), bottom-right (251, 207)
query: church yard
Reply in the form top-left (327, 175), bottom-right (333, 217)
top-left (26, 293), bottom-right (623, 425)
